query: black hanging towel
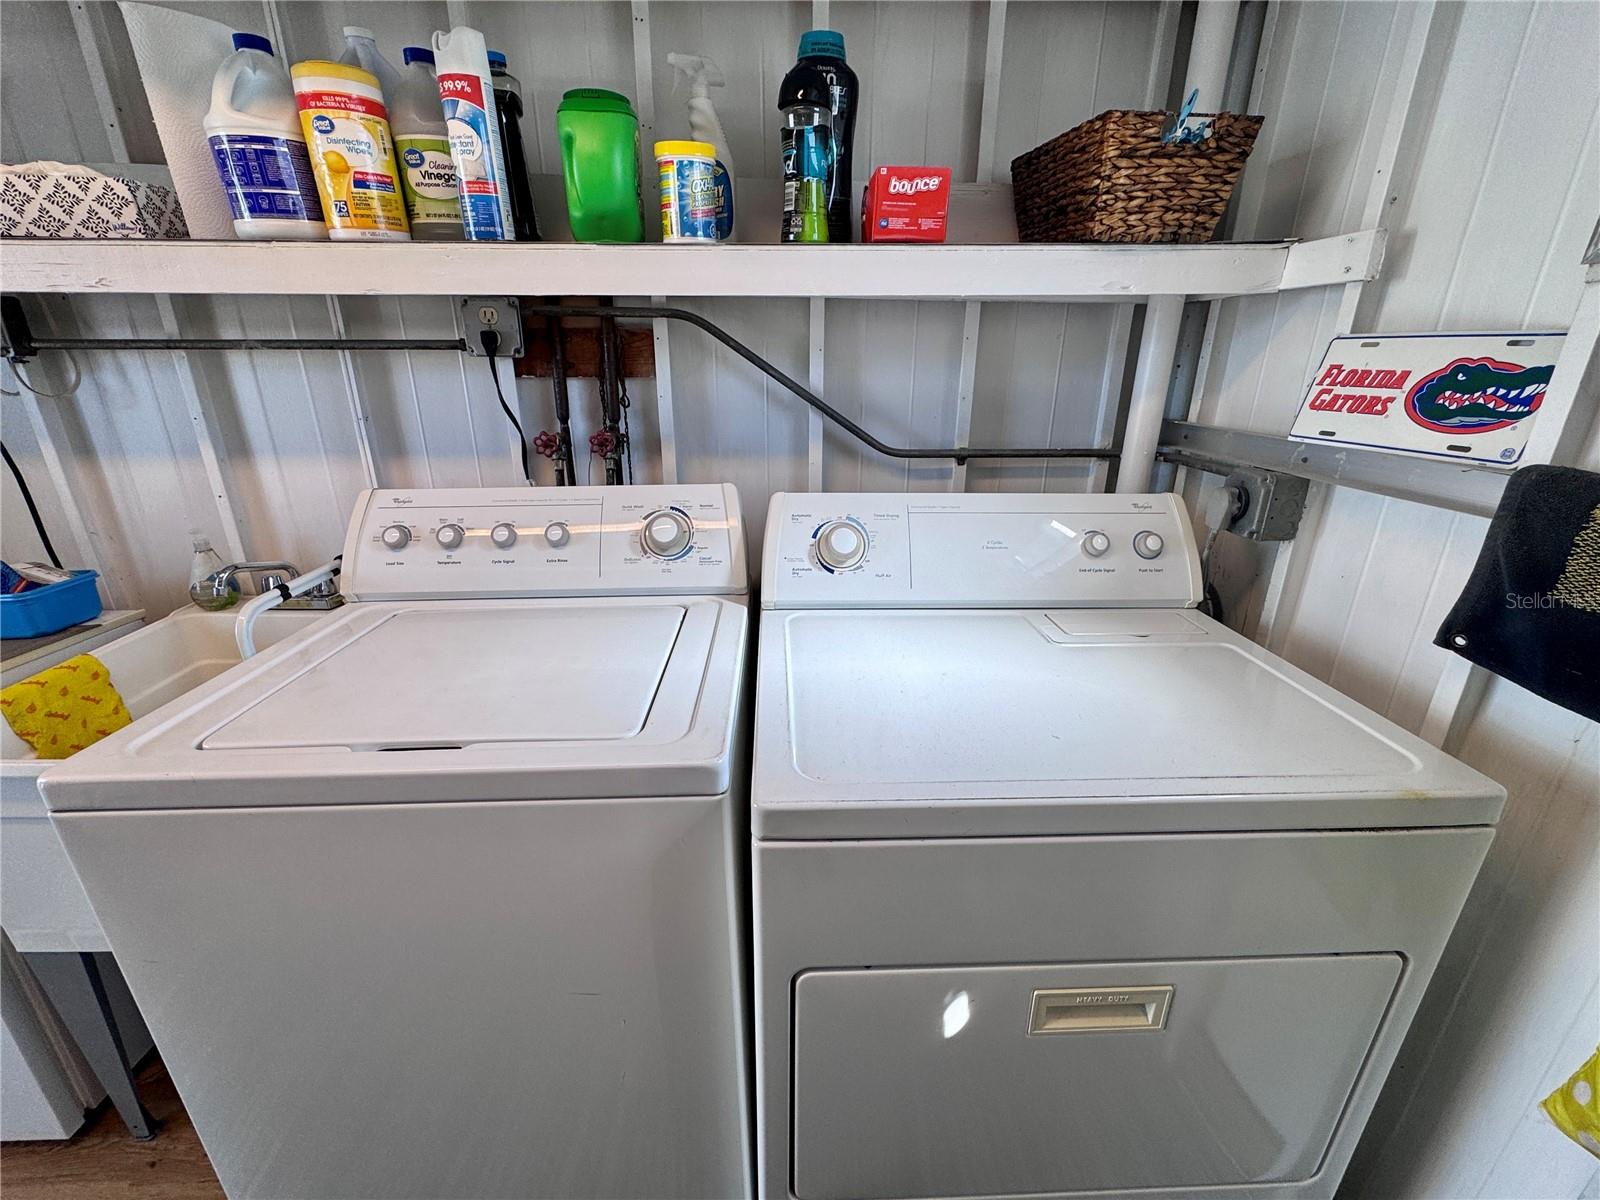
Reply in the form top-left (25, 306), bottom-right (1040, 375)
top-left (1436, 464), bottom-right (1600, 721)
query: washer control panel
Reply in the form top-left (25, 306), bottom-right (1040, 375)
top-left (762, 492), bottom-right (1201, 609)
top-left (341, 484), bottom-right (746, 600)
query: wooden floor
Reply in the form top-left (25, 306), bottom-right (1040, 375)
top-left (1, 1057), bottom-right (223, 1199)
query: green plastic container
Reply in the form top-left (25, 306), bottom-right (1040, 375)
top-left (557, 88), bottom-right (644, 243)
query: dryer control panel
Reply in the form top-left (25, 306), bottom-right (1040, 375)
top-left (762, 492), bottom-right (1201, 609)
top-left (341, 485), bottom-right (746, 600)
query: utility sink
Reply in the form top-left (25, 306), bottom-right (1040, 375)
top-left (2, 607), bottom-right (324, 952)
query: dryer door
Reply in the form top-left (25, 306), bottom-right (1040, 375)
top-left (791, 954), bottom-right (1401, 1199)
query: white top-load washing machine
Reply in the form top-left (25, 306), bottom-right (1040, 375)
top-left (752, 492), bottom-right (1504, 1200)
top-left (41, 484), bottom-right (753, 1200)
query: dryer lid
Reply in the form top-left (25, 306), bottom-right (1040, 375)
top-left (202, 605), bottom-right (683, 751)
top-left (752, 608), bottom-right (1505, 837)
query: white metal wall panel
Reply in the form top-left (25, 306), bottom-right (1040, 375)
top-left (821, 301), bottom-right (963, 493)
top-left (1346, 679), bottom-right (1600, 1199)
top-left (994, 0), bottom-right (1163, 176)
top-left (667, 298), bottom-right (811, 562)
top-left (966, 302), bottom-right (1123, 494)
top-left (1195, 5), bottom-right (1600, 1199)
top-left (1200, 0), bottom-right (1599, 729)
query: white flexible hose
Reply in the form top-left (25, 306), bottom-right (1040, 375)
top-left (235, 557), bottom-right (340, 660)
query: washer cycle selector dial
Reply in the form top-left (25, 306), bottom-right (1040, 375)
top-left (1081, 530), bottom-right (1111, 558)
top-left (641, 509), bottom-right (693, 559)
top-left (435, 523), bottom-right (466, 551)
top-left (1133, 530), bottom-right (1165, 559)
top-left (381, 524), bottom-right (411, 550)
top-left (544, 521), bottom-right (570, 548)
top-left (490, 522), bottom-right (518, 549)
top-left (815, 520), bottom-right (867, 571)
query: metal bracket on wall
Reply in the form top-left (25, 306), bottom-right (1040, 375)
top-left (1221, 467), bottom-right (1308, 541)
top-left (1158, 419), bottom-right (1510, 519)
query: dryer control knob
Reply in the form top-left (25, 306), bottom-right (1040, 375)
top-left (816, 520), bottom-right (867, 571)
top-left (490, 522), bottom-right (518, 549)
top-left (1133, 530), bottom-right (1165, 560)
top-left (1081, 530), bottom-right (1111, 558)
top-left (544, 521), bottom-right (570, 548)
top-left (641, 510), bottom-right (693, 558)
top-left (381, 524), bottom-right (411, 550)
top-left (436, 523), bottom-right (466, 551)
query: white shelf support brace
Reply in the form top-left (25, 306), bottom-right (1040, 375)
top-left (1118, 295), bottom-right (1185, 493)
top-left (651, 296), bottom-right (679, 484)
top-left (630, 0), bottom-right (658, 238)
top-left (951, 0), bottom-right (1007, 492)
top-left (70, 0), bottom-right (247, 563)
top-left (1256, 0), bottom-right (1455, 655)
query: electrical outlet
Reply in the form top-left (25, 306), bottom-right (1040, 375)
top-left (461, 296), bottom-right (523, 357)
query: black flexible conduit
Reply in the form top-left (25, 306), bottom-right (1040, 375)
top-left (16, 303), bottom-right (1117, 466)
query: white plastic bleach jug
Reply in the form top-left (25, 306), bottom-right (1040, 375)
top-left (338, 26), bottom-right (400, 110)
top-left (204, 32), bottom-right (325, 240)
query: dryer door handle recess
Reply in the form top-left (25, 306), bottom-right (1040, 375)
top-left (1028, 985), bottom-right (1173, 1034)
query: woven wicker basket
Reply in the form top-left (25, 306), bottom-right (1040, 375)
top-left (1010, 109), bottom-right (1264, 244)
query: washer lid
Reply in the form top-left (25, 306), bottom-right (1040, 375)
top-left (39, 596), bottom-right (748, 812)
top-left (202, 606), bottom-right (683, 751)
top-left (752, 608), bottom-right (1505, 837)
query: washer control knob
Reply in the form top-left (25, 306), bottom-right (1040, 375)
top-left (641, 510), bottom-right (693, 558)
top-left (381, 524), bottom-right (411, 550)
top-left (544, 521), bottom-right (570, 548)
top-left (1081, 530), bottom-right (1111, 558)
top-left (490, 522), bottom-right (518, 549)
top-left (1133, 530), bottom-right (1165, 560)
top-left (816, 520), bottom-right (867, 571)
top-left (435, 523), bottom-right (466, 551)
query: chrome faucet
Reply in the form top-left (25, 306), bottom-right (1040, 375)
top-left (191, 561), bottom-right (341, 611)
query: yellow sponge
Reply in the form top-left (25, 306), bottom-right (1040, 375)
top-left (0, 653), bottom-right (132, 758)
top-left (1543, 1046), bottom-right (1600, 1160)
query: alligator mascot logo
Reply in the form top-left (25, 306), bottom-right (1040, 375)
top-left (1404, 358), bottom-right (1551, 435)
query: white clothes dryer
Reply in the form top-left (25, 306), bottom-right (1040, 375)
top-left (751, 491), bottom-right (1502, 1200)
top-left (42, 484), bottom-right (753, 1199)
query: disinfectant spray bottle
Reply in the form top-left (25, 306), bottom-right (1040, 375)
top-left (666, 52), bottom-right (735, 241)
top-left (431, 25), bottom-right (514, 240)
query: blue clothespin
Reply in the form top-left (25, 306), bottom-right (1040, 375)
top-left (1162, 88), bottom-right (1215, 146)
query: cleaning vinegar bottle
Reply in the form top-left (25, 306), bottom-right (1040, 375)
top-left (432, 25), bottom-right (514, 240)
top-left (391, 47), bottom-right (463, 240)
top-left (204, 32), bottom-right (325, 240)
top-left (666, 53), bottom-right (735, 241)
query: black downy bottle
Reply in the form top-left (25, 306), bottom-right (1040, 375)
top-left (488, 50), bottom-right (541, 241)
top-left (781, 29), bottom-right (858, 244)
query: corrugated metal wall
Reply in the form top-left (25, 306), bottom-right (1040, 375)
top-left (2, 3), bottom-right (1597, 1196)
top-left (1192, 3), bottom-right (1600, 1195)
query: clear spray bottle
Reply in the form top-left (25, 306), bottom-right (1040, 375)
top-left (666, 52), bottom-right (736, 241)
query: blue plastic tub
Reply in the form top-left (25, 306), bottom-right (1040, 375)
top-left (0, 571), bottom-right (103, 639)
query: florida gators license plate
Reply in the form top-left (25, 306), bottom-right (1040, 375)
top-left (1289, 332), bottom-right (1565, 466)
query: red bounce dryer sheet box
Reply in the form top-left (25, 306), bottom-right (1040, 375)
top-left (861, 166), bottom-right (952, 243)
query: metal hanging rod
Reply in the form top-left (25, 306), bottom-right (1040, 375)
top-left (26, 337), bottom-right (468, 352)
top-left (4, 300), bottom-right (1116, 466)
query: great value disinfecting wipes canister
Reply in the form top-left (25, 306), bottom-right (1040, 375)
top-left (290, 60), bottom-right (410, 241)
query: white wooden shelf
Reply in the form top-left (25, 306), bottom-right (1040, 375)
top-left (0, 231), bottom-right (1383, 302)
